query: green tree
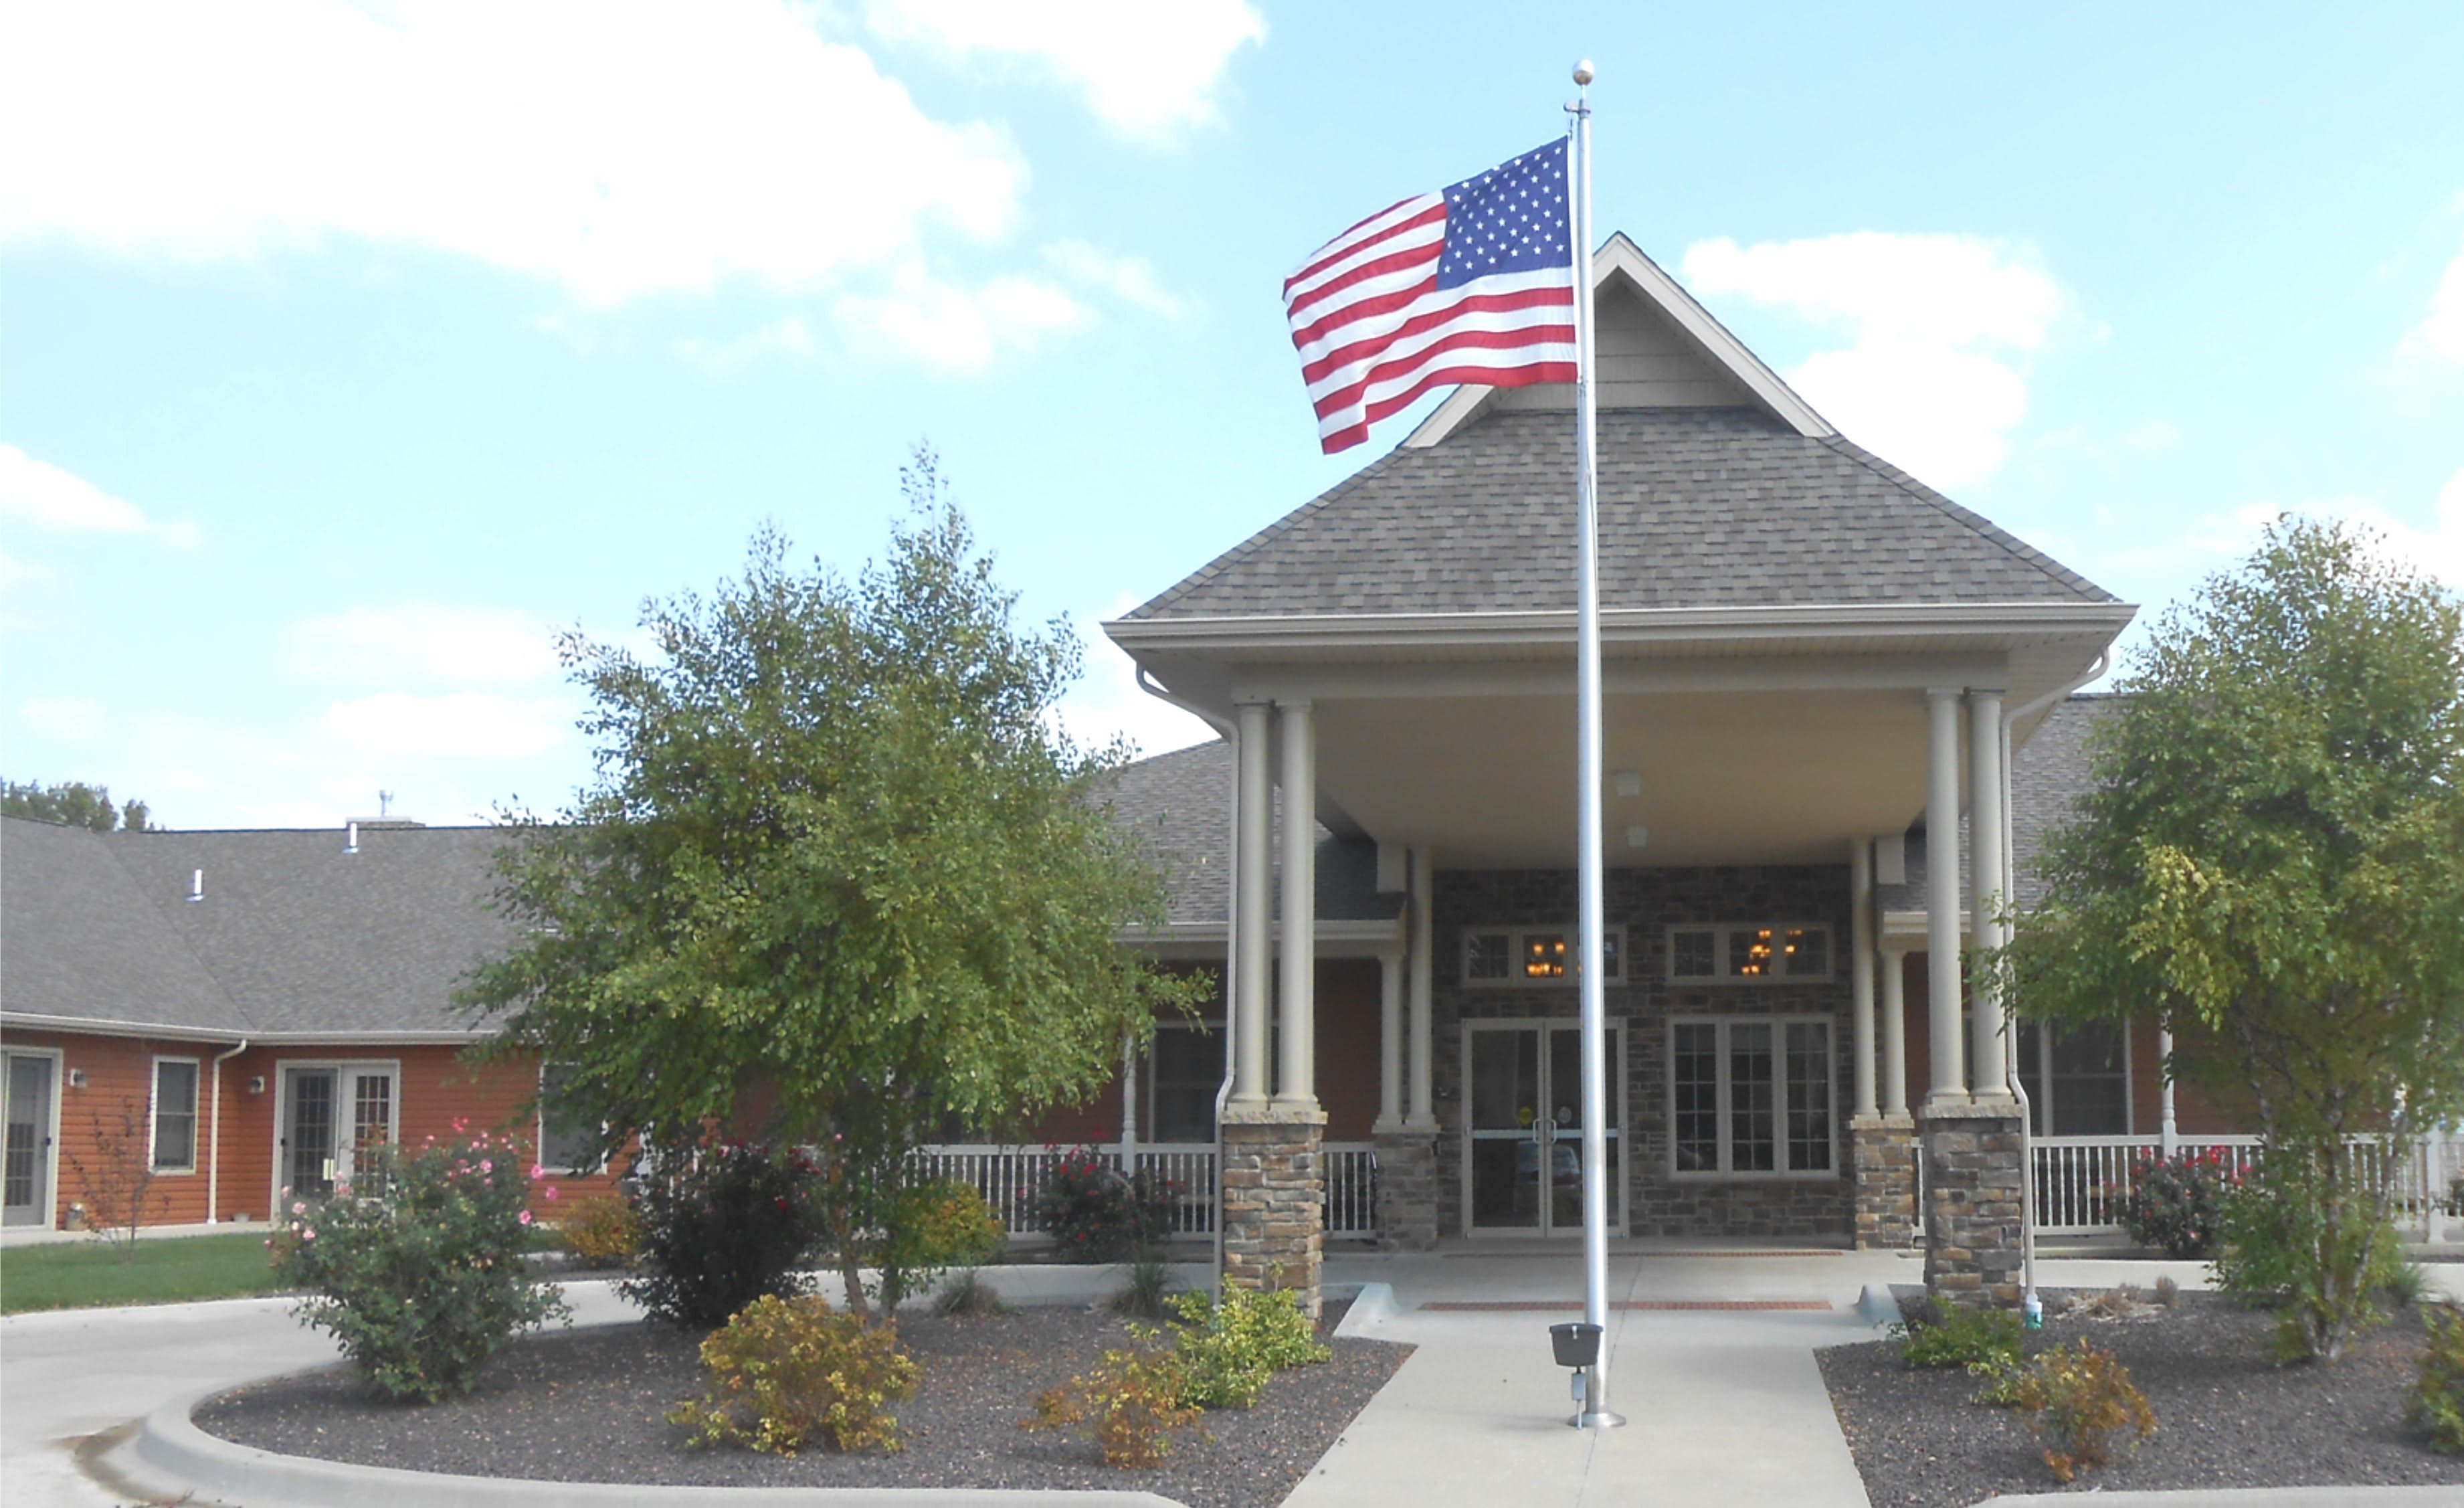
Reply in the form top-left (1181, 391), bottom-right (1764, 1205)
top-left (2002, 516), bottom-right (2464, 1361)
top-left (464, 450), bottom-right (1199, 1322)
top-left (2, 779), bottom-right (150, 831)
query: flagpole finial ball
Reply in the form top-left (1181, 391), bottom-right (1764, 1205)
top-left (1572, 60), bottom-right (1595, 86)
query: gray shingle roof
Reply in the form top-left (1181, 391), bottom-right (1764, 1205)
top-left (1095, 742), bottom-right (1399, 930)
top-left (1130, 408), bottom-right (2114, 620)
top-left (3, 819), bottom-right (518, 1037)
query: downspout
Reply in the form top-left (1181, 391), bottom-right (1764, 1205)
top-left (207, 1038), bottom-right (250, 1224)
top-left (1136, 667), bottom-right (1240, 1301)
top-left (2001, 651), bottom-right (2109, 1314)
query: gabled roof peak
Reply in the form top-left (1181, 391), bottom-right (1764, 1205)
top-left (1403, 233), bottom-right (1833, 448)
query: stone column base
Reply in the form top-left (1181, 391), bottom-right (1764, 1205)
top-left (1920, 1099), bottom-right (2026, 1308)
top-left (1371, 1127), bottom-right (1440, 1253)
top-left (1221, 1109), bottom-right (1327, 1318)
top-left (1850, 1113), bottom-right (1919, 1250)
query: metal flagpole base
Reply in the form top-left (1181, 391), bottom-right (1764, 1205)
top-left (1570, 1410), bottom-right (1628, 1430)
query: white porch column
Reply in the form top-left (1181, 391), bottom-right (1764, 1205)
top-left (2158, 1022), bottom-right (2178, 1157)
top-left (1120, 1035), bottom-right (1139, 1158)
top-left (1881, 946), bottom-right (1909, 1116)
top-left (1232, 701), bottom-right (1273, 1111)
top-left (1407, 846), bottom-right (1436, 1128)
top-left (1851, 838), bottom-right (1878, 1119)
top-left (1969, 688), bottom-right (2009, 1102)
top-left (1275, 699), bottom-right (1318, 1112)
top-left (1375, 949), bottom-right (1404, 1131)
top-left (1925, 687), bottom-right (1968, 1105)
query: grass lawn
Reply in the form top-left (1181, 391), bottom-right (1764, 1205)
top-left (0, 1232), bottom-right (292, 1314)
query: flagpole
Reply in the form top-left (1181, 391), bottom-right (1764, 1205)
top-left (1568, 58), bottom-right (1622, 1431)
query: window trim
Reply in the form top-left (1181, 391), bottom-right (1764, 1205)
top-left (1663, 923), bottom-right (1836, 985)
top-left (1665, 1014), bottom-right (1838, 1182)
top-left (2018, 1020), bottom-right (2135, 1137)
top-left (1459, 924), bottom-right (1628, 989)
top-left (1141, 1018), bottom-right (1226, 1147)
top-left (537, 1062), bottom-right (609, 1177)
top-left (148, 1055), bottom-right (201, 1175)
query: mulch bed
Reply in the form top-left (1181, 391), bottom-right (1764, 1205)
top-left (1819, 1289), bottom-right (2464, 1507)
top-left (197, 1301), bottom-right (1408, 1508)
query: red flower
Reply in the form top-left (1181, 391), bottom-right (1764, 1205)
top-left (774, 1197), bottom-right (789, 1211)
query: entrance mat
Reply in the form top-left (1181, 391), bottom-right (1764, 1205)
top-left (1420, 1299), bottom-right (1833, 1312)
top-left (1442, 1248), bottom-right (1844, 1259)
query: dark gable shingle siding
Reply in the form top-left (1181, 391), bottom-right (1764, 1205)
top-left (1130, 409), bottom-right (2115, 620)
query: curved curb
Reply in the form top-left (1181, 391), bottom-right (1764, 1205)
top-left (1970, 1491), bottom-right (2464, 1507)
top-left (106, 1382), bottom-right (1189, 1508)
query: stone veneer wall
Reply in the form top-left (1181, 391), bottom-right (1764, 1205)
top-left (1220, 1113), bottom-right (1325, 1318)
top-left (1851, 1114), bottom-right (1920, 1249)
top-left (1372, 1130), bottom-right (1440, 1252)
top-left (1921, 1101), bottom-right (2025, 1306)
top-left (1429, 866), bottom-right (1856, 1241)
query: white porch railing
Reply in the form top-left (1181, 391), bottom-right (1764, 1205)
top-left (2031, 1134), bottom-right (2464, 1238)
top-left (913, 1141), bottom-right (1380, 1244)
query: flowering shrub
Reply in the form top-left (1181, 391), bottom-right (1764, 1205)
top-left (2009, 1341), bottom-right (2157, 1483)
top-left (1026, 1326), bottom-right (1200, 1466)
top-left (1029, 1148), bottom-right (1177, 1262)
top-left (626, 1140), bottom-right (826, 1327)
top-left (1165, 1286), bottom-right (1330, 1410)
top-left (2410, 1302), bottom-right (2464, 1452)
top-left (668, 1294), bottom-right (919, 1454)
top-left (2115, 1150), bottom-right (2237, 1258)
top-left (268, 1125), bottom-right (568, 1402)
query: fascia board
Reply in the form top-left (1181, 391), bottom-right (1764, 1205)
top-left (0, 1012), bottom-right (490, 1046)
top-left (1117, 919), bottom-right (1403, 951)
top-left (1107, 601), bottom-right (2138, 657)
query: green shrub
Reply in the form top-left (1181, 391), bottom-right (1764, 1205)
top-left (1025, 1327), bottom-right (1200, 1467)
top-left (2210, 1154), bottom-right (2403, 1361)
top-left (2409, 1302), bottom-right (2464, 1453)
top-left (1893, 1302), bottom-right (2023, 1378)
top-left (668, 1294), bottom-right (919, 1454)
top-left (1030, 1148), bottom-right (1178, 1262)
top-left (268, 1127), bottom-right (568, 1402)
top-left (1164, 1286), bottom-right (1331, 1410)
top-left (2117, 1151), bottom-right (2235, 1258)
top-left (1110, 1248), bottom-right (1174, 1319)
top-left (872, 1179), bottom-right (1005, 1311)
top-left (931, 1266), bottom-right (1013, 1317)
top-left (2009, 1341), bottom-right (2156, 1483)
top-left (626, 1140), bottom-right (826, 1327)
top-left (558, 1194), bottom-right (642, 1269)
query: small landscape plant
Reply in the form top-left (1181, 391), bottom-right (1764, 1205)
top-left (2116, 1150), bottom-right (2235, 1258)
top-left (267, 1125), bottom-right (569, 1402)
top-left (626, 1139), bottom-right (826, 1327)
top-left (557, 1194), bottom-right (642, 1269)
top-left (1110, 1247), bottom-right (1175, 1319)
top-left (1026, 1326), bottom-right (1201, 1467)
top-left (668, 1294), bottom-right (919, 1455)
top-left (66, 1100), bottom-right (169, 1257)
top-left (1030, 1147), bottom-right (1179, 1262)
top-left (1893, 1301), bottom-right (2023, 1379)
top-left (931, 1266), bottom-right (1013, 1317)
top-left (2210, 1157), bottom-right (2404, 1362)
top-left (870, 1177), bottom-right (1006, 1311)
top-left (2408, 1301), bottom-right (2464, 1454)
top-left (2008, 1340), bottom-right (2156, 1483)
top-left (1165, 1285), bottom-right (1331, 1410)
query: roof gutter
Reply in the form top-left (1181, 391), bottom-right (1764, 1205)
top-left (0, 1012), bottom-right (491, 1046)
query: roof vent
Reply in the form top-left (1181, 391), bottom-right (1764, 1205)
top-left (345, 820), bottom-right (359, 855)
top-left (187, 868), bottom-right (204, 903)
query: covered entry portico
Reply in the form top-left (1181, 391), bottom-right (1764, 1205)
top-left (1109, 237), bottom-right (2133, 1311)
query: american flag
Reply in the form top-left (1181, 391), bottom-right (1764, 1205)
top-left (1284, 138), bottom-right (1577, 454)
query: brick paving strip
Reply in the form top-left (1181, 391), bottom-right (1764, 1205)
top-left (1420, 1299), bottom-right (1832, 1311)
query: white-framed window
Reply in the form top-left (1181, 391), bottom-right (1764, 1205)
top-left (2015, 1021), bottom-right (2132, 1136)
top-left (150, 1057), bottom-right (200, 1173)
top-left (1460, 925), bottom-right (1626, 987)
top-left (1145, 1021), bottom-right (1223, 1144)
top-left (537, 1063), bottom-right (605, 1175)
top-left (1665, 923), bottom-right (1833, 984)
top-left (1669, 1016), bottom-right (1835, 1178)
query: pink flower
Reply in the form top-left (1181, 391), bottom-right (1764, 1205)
top-left (292, 1201), bottom-right (306, 1216)
top-left (530, 1164), bottom-right (546, 1180)
top-left (452, 1117), bottom-right (470, 1133)
top-left (543, 1186), bottom-right (559, 1202)
top-left (301, 1228), bottom-right (316, 1241)
top-left (518, 1210), bottom-right (534, 1226)
top-left (481, 1159), bottom-right (494, 1174)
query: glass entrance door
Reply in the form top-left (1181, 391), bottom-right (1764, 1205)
top-left (282, 1064), bottom-right (397, 1198)
top-left (1464, 1022), bottom-right (1624, 1237)
top-left (3, 1054), bottom-right (55, 1228)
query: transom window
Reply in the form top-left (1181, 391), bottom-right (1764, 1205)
top-left (151, 1058), bottom-right (199, 1173)
top-left (1665, 923), bottom-right (1832, 983)
top-left (1462, 926), bottom-right (1625, 987)
top-left (1669, 1016), bottom-right (1834, 1177)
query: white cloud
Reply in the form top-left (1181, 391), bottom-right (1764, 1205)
top-left (2407, 240), bottom-right (2464, 363)
top-left (2140, 469), bottom-right (2464, 591)
top-left (674, 315), bottom-right (819, 375)
top-left (1679, 232), bottom-right (2073, 490)
top-left (0, 446), bottom-right (201, 545)
top-left (278, 603), bottom-right (561, 686)
top-left (322, 691), bottom-right (570, 759)
top-left (1045, 241), bottom-right (1183, 318)
top-left (0, 1), bottom-right (1028, 307)
top-left (863, 0), bottom-right (1264, 141)
top-left (830, 261), bottom-right (1093, 373)
top-left (20, 697), bottom-right (107, 742)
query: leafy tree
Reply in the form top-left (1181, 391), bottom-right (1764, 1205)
top-left (2002, 516), bottom-right (2464, 1361)
top-left (3, 779), bottom-right (151, 831)
top-left (465, 450), bottom-right (1199, 1321)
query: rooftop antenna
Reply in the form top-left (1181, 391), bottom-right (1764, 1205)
top-left (378, 789), bottom-right (395, 819)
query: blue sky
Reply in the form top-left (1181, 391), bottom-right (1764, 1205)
top-left (4, 1), bottom-right (2460, 829)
